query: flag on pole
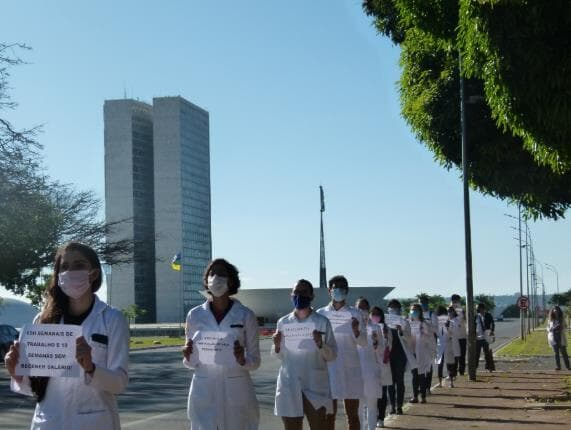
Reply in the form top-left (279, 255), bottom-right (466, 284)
top-left (171, 252), bottom-right (182, 271)
top-left (320, 185), bottom-right (325, 212)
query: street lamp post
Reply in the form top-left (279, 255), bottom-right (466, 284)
top-left (545, 263), bottom-right (559, 296)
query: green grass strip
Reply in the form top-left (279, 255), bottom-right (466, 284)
top-left (497, 329), bottom-right (571, 357)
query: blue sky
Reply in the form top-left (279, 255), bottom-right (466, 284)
top-left (2, 0), bottom-right (569, 302)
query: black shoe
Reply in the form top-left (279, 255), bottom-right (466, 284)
top-left (396, 408), bottom-right (403, 415)
top-left (421, 396), bottom-right (427, 404)
top-left (409, 397), bottom-right (418, 404)
top-left (389, 408), bottom-right (396, 415)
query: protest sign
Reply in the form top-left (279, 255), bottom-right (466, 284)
top-left (17, 324), bottom-right (82, 377)
top-left (438, 316), bottom-right (448, 328)
top-left (193, 331), bottom-right (236, 367)
top-left (386, 313), bottom-right (403, 329)
top-left (283, 321), bottom-right (316, 351)
top-left (324, 311), bottom-right (353, 335)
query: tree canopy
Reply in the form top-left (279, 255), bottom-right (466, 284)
top-left (363, 0), bottom-right (571, 219)
top-left (0, 43), bottom-right (132, 304)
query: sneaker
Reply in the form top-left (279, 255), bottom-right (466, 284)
top-left (396, 407), bottom-right (403, 415)
top-left (409, 397), bottom-right (418, 404)
top-left (376, 419), bottom-right (385, 428)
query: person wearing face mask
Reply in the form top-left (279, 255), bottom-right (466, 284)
top-left (385, 299), bottom-right (416, 415)
top-left (408, 304), bottom-right (434, 404)
top-left (316, 275), bottom-right (367, 430)
top-left (450, 294), bottom-right (467, 375)
top-left (418, 296), bottom-right (438, 394)
top-left (355, 298), bottom-right (382, 430)
top-left (4, 242), bottom-right (129, 430)
top-left (183, 258), bottom-right (260, 430)
top-left (273, 279), bottom-right (337, 430)
top-left (435, 306), bottom-right (461, 388)
top-left (370, 307), bottom-right (392, 429)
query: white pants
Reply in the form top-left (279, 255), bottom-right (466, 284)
top-left (359, 397), bottom-right (378, 430)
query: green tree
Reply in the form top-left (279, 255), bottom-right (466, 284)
top-left (501, 303), bottom-right (520, 318)
top-left (362, 1), bottom-right (571, 219)
top-left (121, 304), bottom-right (148, 326)
top-left (475, 294), bottom-right (495, 312)
top-left (0, 43), bottom-right (134, 302)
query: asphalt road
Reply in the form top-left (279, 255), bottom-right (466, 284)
top-left (0, 318), bottom-right (522, 430)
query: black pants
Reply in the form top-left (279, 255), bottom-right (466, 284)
top-left (553, 343), bottom-right (571, 369)
top-left (377, 385), bottom-right (388, 421)
top-left (437, 357), bottom-right (458, 379)
top-left (458, 338), bottom-right (467, 375)
top-left (411, 368), bottom-right (427, 399)
top-left (475, 339), bottom-right (495, 371)
top-left (388, 356), bottom-right (406, 410)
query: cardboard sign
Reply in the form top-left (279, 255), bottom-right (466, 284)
top-left (283, 322), bottom-right (316, 351)
top-left (410, 321), bottom-right (420, 336)
top-left (324, 310), bottom-right (353, 335)
top-left (193, 331), bottom-right (236, 367)
top-left (17, 324), bottom-right (82, 377)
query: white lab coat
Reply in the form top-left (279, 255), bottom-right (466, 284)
top-left (316, 304), bottom-right (367, 399)
top-left (184, 299), bottom-right (260, 430)
top-left (547, 320), bottom-right (568, 347)
top-left (357, 321), bottom-right (383, 399)
top-left (391, 317), bottom-right (417, 371)
top-left (273, 310), bottom-right (337, 416)
top-left (408, 320), bottom-right (433, 374)
top-left (436, 319), bottom-right (461, 366)
top-left (11, 296), bottom-right (129, 430)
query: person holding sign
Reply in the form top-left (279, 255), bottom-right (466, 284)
top-left (355, 298), bottom-right (383, 430)
top-left (475, 303), bottom-right (495, 373)
top-left (418, 295), bottom-right (438, 393)
top-left (316, 275), bottom-right (367, 430)
top-left (4, 242), bottom-right (129, 429)
top-left (386, 299), bottom-right (415, 415)
top-left (408, 304), bottom-right (433, 404)
top-left (182, 258), bottom-right (260, 430)
top-left (435, 306), bottom-right (461, 388)
top-left (370, 307), bottom-right (392, 429)
top-left (450, 294), bottom-right (467, 375)
top-left (273, 279), bottom-right (337, 430)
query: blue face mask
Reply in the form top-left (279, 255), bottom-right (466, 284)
top-left (410, 311), bottom-right (420, 319)
top-left (331, 288), bottom-right (347, 302)
top-left (292, 294), bottom-right (312, 310)
top-left (388, 308), bottom-right (400, 316)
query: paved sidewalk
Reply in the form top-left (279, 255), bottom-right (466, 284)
top-left (381, 359), bottom-right (571, 429)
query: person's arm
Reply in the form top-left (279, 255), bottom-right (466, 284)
top-left (271, 320), bottom-right (284, 359)
top-left (320, 318), bottom-right (337, 362)
top-left (352, 310), bottom-right (368, 347)
top-left (240, 310), bottom-right (261, 371)
top-left (86, 310), bottom-right (129, 394)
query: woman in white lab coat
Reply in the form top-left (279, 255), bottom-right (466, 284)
top-left (355, 298), bottom-right (382, 430)
top-left (273, 279), bottom-right (337, 430)
top-left (408, 304), bottom-right (433, 404)
top-left (183, 258), bottom-right (260, 430)
top-left (5, 242), bottom-right (129, 430)
top-left (371, 307), bottom-right (392, 429)
top-left (435, 306), bottom-right (461, 388)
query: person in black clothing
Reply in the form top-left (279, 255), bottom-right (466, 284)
top-left (474, 303), bottom-right (495, 372)
top-left (450, 294), bottom-right (467, 375)
top-left (386, 299), bottom-right (407, 415)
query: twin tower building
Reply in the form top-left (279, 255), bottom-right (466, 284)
top-left (104, 96), bottom-right (212, 323)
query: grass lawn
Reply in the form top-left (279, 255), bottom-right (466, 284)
top-left (497, 329), bottom-right (571, 357)
top-left (130, 336), bottom-right (185, 349)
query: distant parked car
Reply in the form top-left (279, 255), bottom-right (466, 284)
top-left (496, 315), bottom-right (504, 322)
top-left (0, 324), bottom-right (19, 361)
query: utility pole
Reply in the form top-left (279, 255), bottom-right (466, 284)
top-left (518, 204), bottom-right (525, 340)
top-left (319, 186), bottom-right (327, 289)
top-left (459, 54), bottom-right (477, 381)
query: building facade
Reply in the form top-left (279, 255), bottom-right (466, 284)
top-left (104, 96), bottom-right (211, 323)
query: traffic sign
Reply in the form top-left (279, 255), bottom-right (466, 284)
top-left (517, 295), bottom-right (529, 310)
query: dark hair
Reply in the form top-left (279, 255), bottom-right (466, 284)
top-left (387, 299), bottom-right (401, 309)
top-left (328, 275), bottom-right (348, 290)
top-left (371, 306), bottom-right (385, 323)
top-left (451, 294), bottom-right (461, 302)
top-left (447, 306), bottom-right (458, 318)
top-left (296, 279), bottom-right (314, 294)
top-left (33, 242), bottom-right (102, 402)
top-left (549, 306), bottom-right (563, 321)
top-left (356, 296), bottom-right (370, 309)
top-left (477, 303), bottom-right (486, 312)
top-left (203, 258), bottom-right (241, 295)
top-left (436, 305), bottom-right (448, 316)
top-left (411, 303), bottom-right (425, 321)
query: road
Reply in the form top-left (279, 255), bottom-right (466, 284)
top-left (0, 318), bottom-right (522, 429)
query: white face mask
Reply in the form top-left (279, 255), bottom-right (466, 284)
top-left (58, 270), bottom-right (92, 299)
top-left (207, 275), bottom-right (229, 297)
top-left (331, 288), bottom-right (347, 302)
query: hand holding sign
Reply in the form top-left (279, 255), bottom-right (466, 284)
top-left (193, 331), bottom-right (237, 367)
top-left (234, 340), bottom-right (246, 366)
top-left (283, 322), bottom-right (316, 351)
top-left (4, 341), bottom-right (22, 382)
top-left (76, 336), bottom-right (94, 373)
